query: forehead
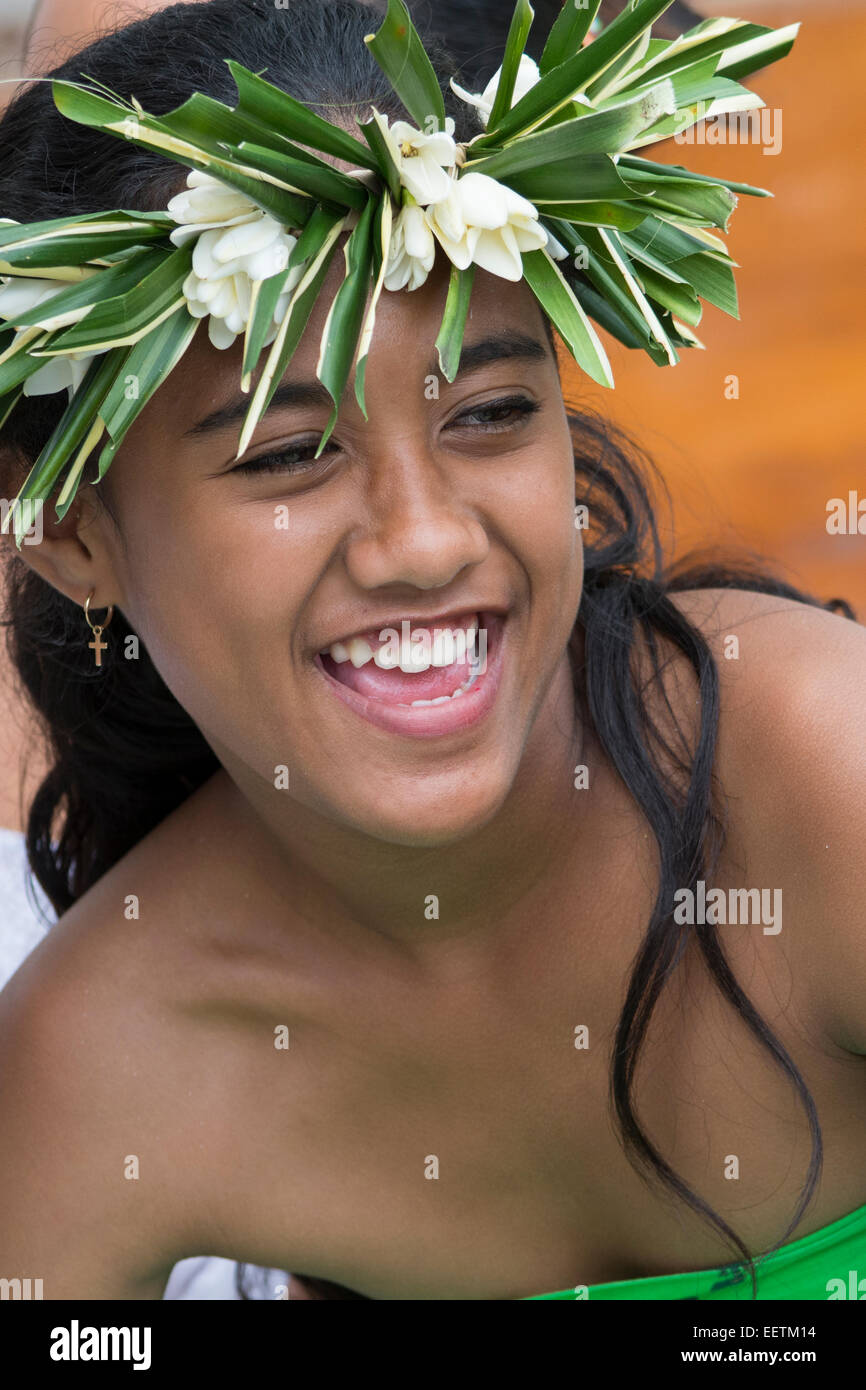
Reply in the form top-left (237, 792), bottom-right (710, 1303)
top-left (150, 241), bottom-right (553, 440)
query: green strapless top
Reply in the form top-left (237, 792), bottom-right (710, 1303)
top-left (523, 1202), bottom-right (866, 1300)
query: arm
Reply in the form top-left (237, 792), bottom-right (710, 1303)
top-left (0, 951), bottom-right (180, 1299)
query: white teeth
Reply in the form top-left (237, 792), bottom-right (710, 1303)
top-left (325, 615), bottom-right (482, 674)
top-left (372, 645), bottom-right (400, 670)
top-left (406, 663), bottom-right (481, 707)
top-left (346, 636), bottom-right (375, 668)
top-left (430, 631), bottom-right (456, 667)
top-left (398, 650), bottom-right (434, 674)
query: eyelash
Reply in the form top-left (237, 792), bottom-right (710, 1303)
top-left (234, 394), bottom-right (541, 476)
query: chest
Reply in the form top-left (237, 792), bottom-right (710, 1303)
top-left (190, 927), bottom-right (863, 1300)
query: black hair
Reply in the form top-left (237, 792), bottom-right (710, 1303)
top-left (0, 0), bottom-right (855, 1301)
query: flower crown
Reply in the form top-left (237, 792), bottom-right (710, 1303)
top-left (0, 0), bottom-right (798, 547)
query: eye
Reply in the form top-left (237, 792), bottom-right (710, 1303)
top-left (230, 394), bottom-right (540, 477)
top-left (447, 394), bottom-right (540, 433)
top-left (232, 438), bottom-right (339, 476)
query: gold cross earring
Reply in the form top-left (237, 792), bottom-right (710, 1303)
top-left (83, 590), bottom-right (114, 668)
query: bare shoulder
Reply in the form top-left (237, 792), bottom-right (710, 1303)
top-left (667, 586), bottom-right (866, 1053)
top-left (667, 585), bottom-right (866, 781)
top-left (0, 776), bottom-right (238, 1298)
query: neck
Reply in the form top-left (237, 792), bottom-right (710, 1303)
top-left (208, 640), bottom-right (589, 970)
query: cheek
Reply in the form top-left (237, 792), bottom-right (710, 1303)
top-left (492, 433), bottom-right (582, 605)
top-left (111, 497), bottom-right (317, 733)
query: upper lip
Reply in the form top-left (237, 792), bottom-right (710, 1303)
top-left (317, 605), bottom-right (510, 652)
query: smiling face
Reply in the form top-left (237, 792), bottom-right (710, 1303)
top-left (25, 245), bottom-right (584, 847)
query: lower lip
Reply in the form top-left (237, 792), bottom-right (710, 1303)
top-left (312, 614), bottom-right (507, 740)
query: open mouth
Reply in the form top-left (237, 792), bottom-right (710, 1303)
top-left (313, 610), bottom-right (507, 738)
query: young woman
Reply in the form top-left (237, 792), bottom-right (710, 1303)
top-left (0, 0), bottom-right (864, 1302)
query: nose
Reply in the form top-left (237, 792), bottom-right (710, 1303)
top-left (344, 452), bottom-right (489, 591)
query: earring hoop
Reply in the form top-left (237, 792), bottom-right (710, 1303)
top-left (83, 591), bottom-right (114, 631)
top-left (83, 590), bottom-right (114, 667)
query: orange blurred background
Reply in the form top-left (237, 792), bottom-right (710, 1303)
top-left (560, 0), bottom-right (866, 616)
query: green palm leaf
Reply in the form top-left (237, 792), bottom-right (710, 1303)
top-left (364, 0), bottom-right (447, 131)
top-left (521, 247), bottom-right (613, 388)
top-left (314, 197), bottom-right (376, 451)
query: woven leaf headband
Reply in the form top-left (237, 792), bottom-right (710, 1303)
top-left (0, 0), bottom-right (798, 548)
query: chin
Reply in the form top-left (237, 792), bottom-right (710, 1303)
top-left (339, 762), bottom-right (516, 849)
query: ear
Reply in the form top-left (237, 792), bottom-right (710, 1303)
top-left (1, 481), bottom-right (124, 615)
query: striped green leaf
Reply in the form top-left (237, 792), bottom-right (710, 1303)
top-left (314, 197), bottom-right (376, 451)
top-left (241, 267), bottom-right (295, 389)
top-left (613, 169), bottom-right (737, 229)
top-left (669, 251), bottom-right (739, 318)
top-left (631, 263), bottom-right (702, 326)
top-left (434, 263), bottom-right (475, 383)
top-left (618, 155), bottom-right (770, 199)
top-left (520, 246), bottom-right (613, 388)
top-left (622, 17), bottom-right (799, 88)
top-left (357, 112), bottom-right (403, 202)
top-left (624, 215), bottom-right (733, 263)
top-left (0, 329), bottom-right (63, 394)
top-left (41, 246), bottom-right (192, 354)
top-left (486, 0), bottom-right (535, 132)
top-left (538, 0), bottom-right (601, 75)
top-left (599, 55), bottom-right (748, 114)
top-left (622, 236), bottom-right (738, 317)
top-left (364, 0), bottom-right (446, 131)
top-left (476, 0), bottom-right (677, 145)
top-left (632, 90), bottom-right (763, 149)
top-left (95, 306), bottom-right (200, 480)
top-left (570, 224), bottom-right (678, 363)
top-left (234, 142), bottom-right (369, 210)
top-left (53, 80), bottom-right (314, 230)
top-left (0, 212), bottom-right (170, 269)
top-left (571, 280), bottom-right (672, 362)
top-left (354, 194), bottom-right (393, 417)
top-left (538, 202), bottom-right (649, 231)
top-left (466, 84), bottom-right (676, 179)
top-left (228, 62), bottom-right (378, 171)
top-left (0, 386), bottom-right (22, 431)
top-left (238, 215), bottom-right (349, 458)
top-left (584, 28), bottom-right (654, 105)
top-left (7, 250), bottom-right (166, 330)
top-left (506, 155), bottom-right (642, 204)
top-left (11, 347), bottom-right (128, 539)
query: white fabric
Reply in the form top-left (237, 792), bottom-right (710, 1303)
top-left (0, 826), bottom-right (286, 1299)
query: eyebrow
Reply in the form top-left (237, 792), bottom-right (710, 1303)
top-left (185, 330), bottom-right (551, 435)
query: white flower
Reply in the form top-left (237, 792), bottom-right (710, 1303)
top-left (168, 170), bottom-right (302, 349)
top-left (425, 171), bottom-right (548, 282)
top-left (421, 183), bottom-right (474, 271)
top-left (0, 276), bottom-right (100, 397)
top-left (383, 202), bottom-right (437, 291)
top-left (450, 53), bottom-right (541, 130)
top-left (369, 109), bottom-right (458, 206)
top-left (22, 354), bottom-right (95, 397)
top-left (544, 227), bottom-right (570, 261)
